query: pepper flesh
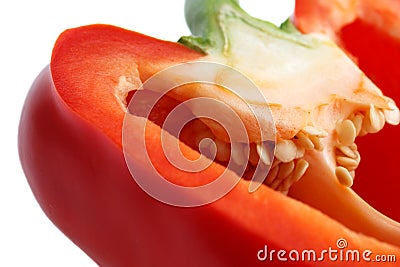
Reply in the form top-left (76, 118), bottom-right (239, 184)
top-left (18, 1), bottom-right (400, 266)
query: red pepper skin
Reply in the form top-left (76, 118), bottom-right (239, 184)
top-left (294, 0), bottom-right (400, 223)
top-left (18, 28), bottom-right (287, 266)
top-left (20, 67), bottom-right (324, 267)
top-left (18, 67), bottom-right (263, 267)
top-left (18, 24), bottom-right (400, 266)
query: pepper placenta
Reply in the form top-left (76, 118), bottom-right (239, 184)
top-left (294, 0), bottom-right (400, 224)
top-left (19, 0), bottom-right (400, 266)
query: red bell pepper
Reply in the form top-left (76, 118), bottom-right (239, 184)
top-left (19, 0), bottom-right (400, 266)
top-left (294, 0), bottom-right (400, 225)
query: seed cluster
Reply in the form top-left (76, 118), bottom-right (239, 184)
top-left (156, 100), bottom-right (399, 195)
top-left (190, 122), bottom-right (332, 195)
top-left (294, 126), bottom-right (327, 152)
top-left (334, 103), bottom-right (399, 187)
top-left (263, 159), bottom-right (309, 195)
top-left (189, 120), bottom-right (310, 194)
top-left (187, 103), bottom-right (393, 194)
top-left (250, 125), bottom-right (328, 194)
top-left (250, 99), bottom-right (399, 193)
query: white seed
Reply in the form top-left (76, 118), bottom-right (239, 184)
top-left (336, 145), bottom-right (357, 159)
top-left (336, 156), bottom-right (359, 170)
top-left (335, 119), bottom-right (356, 146)
top-left (308, 135), bottom-right (324, 151)
top-left (277, 161), bottom-right (295, 179)
top-left (302, 126), bottom-right (328, 138)
top-left (349, 143), bottom-right (358, 150)
top-left (354, 150), bottom-right (361, 164)
top-left (384, 100), bottom-right (400, 125)
top-left (295, 145), bottom-right (305, 159)
top-left (351, 113), bottom-right (364, 136)
top-left (265, 165), bottom-right (279, 185)
top-left (363, 104), bottom-right (385, 133)
top-left (256, 143), bottom-right (271, 165)
top-left (280, 175), bottom-right (293, 193)
top-left (270, 175), bottom-right (284, 190)
top-left (292, 159), bottom-right (309, 182)
top-left (276, 183), bottom-right (289, 195)
top-left (271, 160), bottom-right (309, 193)
top-left (335, 166), bottom-right (353, 187)
top-left (369, 106), bottom-right (382, 126)
top-left (295, 132), bottom-right (314, 150)
top-left (376, 109), bottom-right (386, 131)
top-left (231, 143), bottom-right (247, 165)
top-left (275, 140), bottom-right (298, 163)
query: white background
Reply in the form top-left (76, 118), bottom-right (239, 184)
top-left (1, 1), bottom-right (294, 266)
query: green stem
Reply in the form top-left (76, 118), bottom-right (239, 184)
top-left (179, 0), bottom-right (311, 54)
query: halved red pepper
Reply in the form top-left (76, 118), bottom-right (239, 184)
top-left (19, 0), bottom-right (400, 266)
top-left (294, 0), bottom-right (400, 223)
